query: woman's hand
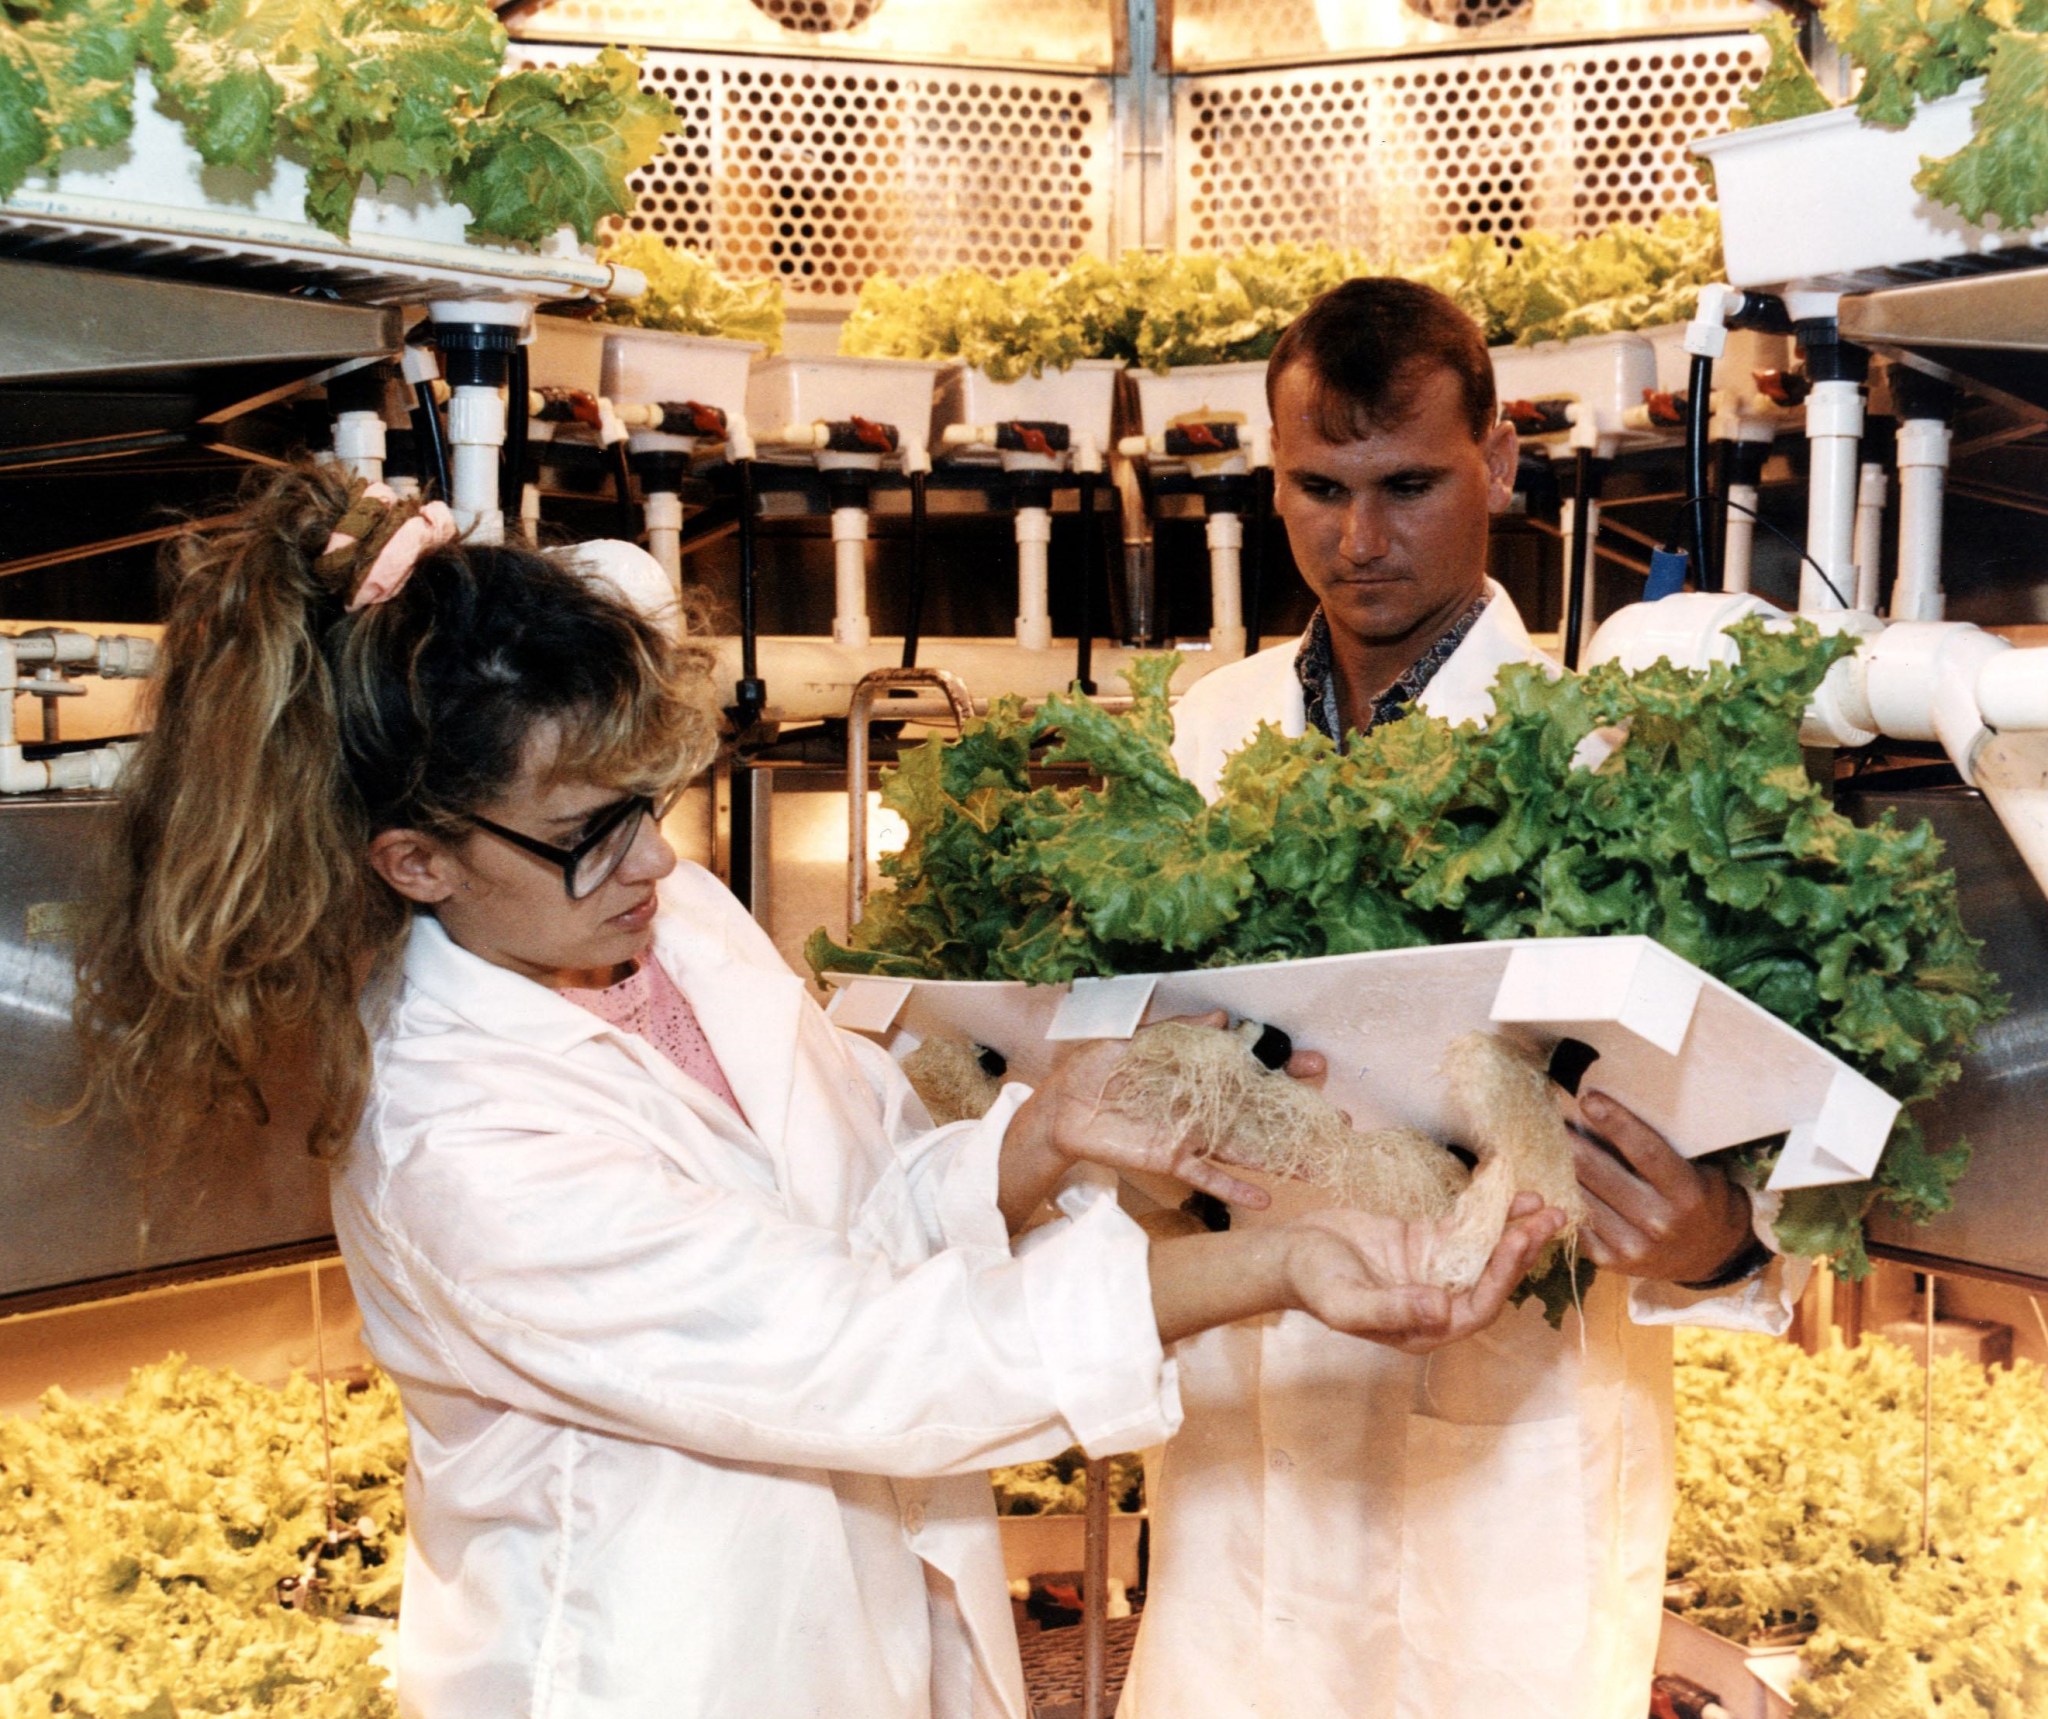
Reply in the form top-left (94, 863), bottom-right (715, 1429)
top-left (998, 1013), bottom-right (1323, 1229)
top-left (1287, 1195), bottom-right (1566, 1353)
top-left (1147, 1193), bottom-right (1566, 1350)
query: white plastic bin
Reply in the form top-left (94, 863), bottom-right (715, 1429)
top-left (1655, 1612), bottom-right (1799, 1719)
top-left (998, 1514), bottom-right (1144, 1587)
top-left (529, 317), bottom-right (612, 394)
top-left (600, 326), bottom-right (763, 419)
top-left (1126, 360), bottom-right (1271, 435)
top-left (746, 354), bottom-right (944, 448)
top-left (1489, 332), bottom-right (1658, 436)
top-left (1641, 324), bottom-right (1793, 396)
top-left (1692, 84), bottom-right (2048, 291)
top-left (934, 359), bottom-right (1123, 451)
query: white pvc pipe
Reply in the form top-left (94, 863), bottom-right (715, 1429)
top-left (332, 411), bottom-right (386, 483)
top-left (645, 490), bottom-right (684, 591)
top-left (519, 482), bottom-right (542, 540)
top-left (1558, 499), bottom-right (1602, 626)
top-left (1978, 648), bottom-right (2048, 731)
top-left (446, 385), bottom-right (506, 545)
top-left (1015, 506), bottom-right (1053, 651)
top-left (832, 507), bottom-right (872, 649)
top-left (1853, 462), bottom-right (1888, 613)
top-left (1207, 510), bottom-right (1246, 660)
top-left (1971, 731), bottom-right (2048, 900)
top-left (1724, 483), bottom-right (1759, 594)
top-left (0, 633), bottom-right (146, 795)
top-left (1803, 381), bottom-right (1864, 613)
top-left (1894, 417), bottom-right (1951, 623)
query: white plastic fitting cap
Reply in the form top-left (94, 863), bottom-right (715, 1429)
top-left (567, 540), bottom-right (679, 625)
top-left (1581, 591), bottom-right (1777, 674)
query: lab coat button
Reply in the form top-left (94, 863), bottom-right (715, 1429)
top-left (1268, 1449), bottom-right (1295, 1474)
top-left (903, 1501), bottom-right (927, 1535)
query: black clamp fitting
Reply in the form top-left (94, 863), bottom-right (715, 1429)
top-left (434, 320), bottom-right (521, 389)
top-left (1794, 318), bottom-right (1871, 386)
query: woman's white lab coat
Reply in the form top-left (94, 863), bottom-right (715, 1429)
top-left (1120, 585), bottom-right (1807, 1719)
top-left (330, 862), bottom-right (1183, 1719)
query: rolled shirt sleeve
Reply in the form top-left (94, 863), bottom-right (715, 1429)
top-left (341, 1098), bottom-right (1180, 1480)
top-left (1625, 1184), bottom-right (1814, 1335)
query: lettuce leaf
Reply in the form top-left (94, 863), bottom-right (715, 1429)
top-left (0, 1355), bottom-right (409, 1714)
top-left (838, 213), bottom-right (1726, 374)
top-left (1813, 0), bottom-right (2048, 232)
top-left (1732, 14), bottom-right (1833, 129)
top-left (9, 0), bottom-right (675, 242)
top-left (447, 47), bottom-right (676, 246)
top-left (597, 230), bottom-right (786, 350)
top-left (1915, 25), bottom-right (2048, 230)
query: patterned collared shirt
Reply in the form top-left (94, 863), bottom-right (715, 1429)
top-left (1293, 590), bottom-right (1493, 746)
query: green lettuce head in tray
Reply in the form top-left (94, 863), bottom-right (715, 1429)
top-left (809, 621), bottom-right (2002, 1280)
top-left (0, 0), bottom-right (678, 243)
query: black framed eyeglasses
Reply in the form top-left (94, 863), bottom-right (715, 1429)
top-left (467, 786), bottom-right (685, 901)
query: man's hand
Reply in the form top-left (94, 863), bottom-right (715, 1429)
top-left (1569, 1091), bottom-right (1756, 1285)
top-left (1286, 1195), bottom-right (1566, 1354)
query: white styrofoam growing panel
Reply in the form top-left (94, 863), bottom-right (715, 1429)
top-left (829, 935), bottom-right (1901, 1196)
top-left (1693, 82), bottom-right (2048, 292)
top-left (2, 70), bottom-right (615, 303)
top-left (1175, 35), bottom-right (1766, 262)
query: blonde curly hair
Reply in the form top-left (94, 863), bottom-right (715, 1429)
top-left (74, 463), bottom-right (723, 1156)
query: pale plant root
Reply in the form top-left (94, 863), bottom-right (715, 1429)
top-left (1099, 1021), bottom-right (1586, 1295)
top-left (902, 1037), bottom-right (1004, 1125)
top-left (1424, 1031), bottom-right (1586, 1293)
top-left (1099, 1021), bottom-right (1467, 1222)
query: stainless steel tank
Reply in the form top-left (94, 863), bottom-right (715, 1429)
top-left (1847, 780), bottom-right (2048, 1286)
top-left (0, 793), bottom-right (331, 1306)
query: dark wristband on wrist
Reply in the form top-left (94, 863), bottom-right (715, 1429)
top-left (1679, 1231), bottom-right (1774, 1292)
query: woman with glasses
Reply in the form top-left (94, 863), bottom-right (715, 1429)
top-left (74, 465), bottom-right (1560, 1719)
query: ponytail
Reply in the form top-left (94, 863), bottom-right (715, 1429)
top-left (75, 464), bottom-right (720, 1156)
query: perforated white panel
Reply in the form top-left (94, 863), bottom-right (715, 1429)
top-left (1173, 0), bottom-right (1769, 69)
top-left (512, 45), bottom-right (1112, 306)
top-left (1176, 35), bottom-right (1765, 260)
top-left (509, 0), bottom-right (1115, 72)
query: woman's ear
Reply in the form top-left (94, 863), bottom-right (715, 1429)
top-left (367, 828), bottom-right (462, 905)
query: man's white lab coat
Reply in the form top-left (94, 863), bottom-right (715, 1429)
top-left (331, 862), bottom-right (1182, 1719)
top-left (1118, 582), bottom-right (1806, 1719)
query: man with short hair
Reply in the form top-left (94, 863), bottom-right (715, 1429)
top-left (1121, 278), bottom-right (1803, 1719)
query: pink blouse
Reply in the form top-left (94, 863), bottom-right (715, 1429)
top-left (559, 958), bottom-right (745, 1119)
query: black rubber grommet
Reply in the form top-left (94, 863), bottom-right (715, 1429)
top-left (1548, 1037), bottom-right (1601, 1096)
top-left (1249, 1024), bottom-right (1293, 1070)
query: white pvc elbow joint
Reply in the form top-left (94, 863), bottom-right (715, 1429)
top-left (1683, 283), bottom-right (1738, 359)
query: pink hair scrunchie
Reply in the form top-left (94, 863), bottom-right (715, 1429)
top-left (321, 482), bottom-right (460, 612)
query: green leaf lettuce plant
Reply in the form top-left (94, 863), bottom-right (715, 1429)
top-left (810, 622), bottom-right (2002, 1282)
top-left (0, 0), bottom-right (678, 244)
